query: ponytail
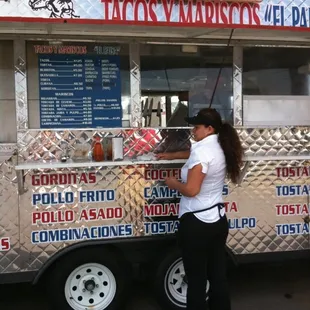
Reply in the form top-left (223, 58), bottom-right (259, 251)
top-left (218, 123), bottom-right (243, 184)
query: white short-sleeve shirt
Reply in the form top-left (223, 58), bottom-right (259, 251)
top-left (179, 134), bottom-right (227, 223)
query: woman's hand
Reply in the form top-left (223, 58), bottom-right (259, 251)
top-left (155, 152), bottom-right (175, 160)
top-left (164, 176), bottom-right (180, 190)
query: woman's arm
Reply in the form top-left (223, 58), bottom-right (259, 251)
top-left (156, 150), bottom-right (190, 160)
top-left (165, 164), bottom-right (206, 197)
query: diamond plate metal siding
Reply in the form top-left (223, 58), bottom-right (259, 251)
top-left (233, 46), bottom-right (243, 126)
top-left (0, 154), bottom-right (21, 273)
top-left (10, 127), bottom-right (309, 272)
top-left (14, 40), bottom-right (28, 132)
top-left (129, 43), bottom-right (141, 128)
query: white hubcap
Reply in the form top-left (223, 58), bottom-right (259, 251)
top-left (65, 263), bottom-right (116, 310)
top-left (165, 258), bottom-right (210, 308)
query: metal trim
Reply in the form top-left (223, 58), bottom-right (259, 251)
top-left (3, 34), bottom-right (310, 48)
top-left (14, 40), bottom-right (28, 132)
top-left (233, 46), bottom-right (243, 126)
top-left (129, 43), bottom-right (141, 128)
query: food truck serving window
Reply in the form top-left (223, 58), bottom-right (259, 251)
top-left (243, 47), bottom-right (310, 96)
top-left (0, 41), bottom-right (15, 143)
top-left (243, 47), bottom-right (310, 126)
top-left (140, 44), bottom-right (233, 127)
top-left (27, 41), bottom-right (130, 129)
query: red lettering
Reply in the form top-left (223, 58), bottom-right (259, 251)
top-left (282, 167), bottom-right (289, 177)
top-left (205, 2), bottom-right (214, 23)
top-left (275, 167), bottom-right (281, 178)
top-left (220, 2), bottom-right (228, 24)
top-left (224, 202), bottom-right (238, 213)
top-left (122, 0), bottom-right (133, 20)
top-left (80, 173), bottom-right (88, 183)
top-left (32, 175), bottom-right (39, 186)
top-left (253, 3), bottom-right (260, 25)
top-left (290, 167), bottom-right (296, 177)
top-left (101, 0), bottom-right (112, 19)
top-left (32, 210), bottom-right (74, 224)
top-left (144, 203), bottom-right (179, 216)
top-left (97, 208), bottom-right (106, 220)
top-left (134, 0), bottom-right (148, 21)
top-left (302, 167), bottom-right (309, 177)
top-left (180, 0), bottom-right (193, 23)
top-left (32, 212), bottom-right (40, 224)
top-left (240, 3), bottom-right (252, 25)
top-left (229, 3), bottom-right (239, 24)
top-left (89, 172), bottom-right (96, 184)
top-left (149, 0), bottom-right (158, 22)
top-left (50, 174), bottom-right (57, 185)
top-left (301, 204), bottom-right (309, 214)
top-left (145, 169), bottom-right (181, 181)
top-left (162, 0), bottom-right (174, 22)
top-left (112, 0), bottom-right (121, 20)
top-left (59, 174), bottom-right (67, 185)
top-left (214, 2), bottom-right (220, 23)
top-left (0, 238), bottom-right (10, 251)
top-left (41, 175), bottom-right (49, 186)
top-left (195, 1), bottom-right (203, 23)
top-left (78, 208), bottom-right (123, 221)
top-left (34, 45), bottom-right (40, 53)
top-left (275, 204), bottom-right (309, 216)
top-left (79, 209), bottom-right (88, 221)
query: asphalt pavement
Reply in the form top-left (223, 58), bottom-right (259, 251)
top-left (0, 259), bottom-right (309, 310)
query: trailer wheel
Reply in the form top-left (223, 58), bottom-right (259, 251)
top-left (46, 248), bottom-right (127, 310)
top-left (154, 250), bottom-right (210, 309)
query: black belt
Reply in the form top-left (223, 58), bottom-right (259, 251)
top-left (190, 203), bottom-right (225, 219)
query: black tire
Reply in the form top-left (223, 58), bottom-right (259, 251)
top-left (154, 249), bottom-right (210, 310)
top-left (45, 247), bottom-right (129, 310)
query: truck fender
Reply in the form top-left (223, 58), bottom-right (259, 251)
top-left (32, 239), bottom-right (126, 285)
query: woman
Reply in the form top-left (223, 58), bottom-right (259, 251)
top-left (156, 108), bottom-right (243, 310)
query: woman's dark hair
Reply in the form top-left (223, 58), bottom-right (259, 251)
top-left (199, 108), bottom-right (243, 184)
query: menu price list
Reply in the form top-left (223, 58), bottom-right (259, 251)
top-left (39, 54), bottom-right (122, 128)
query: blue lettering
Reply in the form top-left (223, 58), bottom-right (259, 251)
top-left (222, 185), bottom-right (229, 196)
top-left (79, 190), bottom-right (115, 203)
top-left (143, 221), bottom-right (179, 235)
top-left (81, 228), bottom-right (90, 239)
top-left (276, 185), bottom-right (310, 196)
top-left (90, 227), bottom-right (97, 238)
top-left (32, 194), bottom-right (41, 206)
top-left (292, 7), bottom-right (300, 27)
top-left (31, 224), bottom-right (133, 244)
top-left (228, 217), bottom-right (256, 230)
top-left (126, 224), bottom-right (133, 236)
top-left (31, 231), bottom-right (39, 243)
top-left (280, 5), bottom-right (284, 26)
top-left (144, 222), bottom-right (151, 234)
top-left (272, 5), bottom-right (281, 26)
top-left (60, 229), bottom-right (68, 241)
top-left (72, 228), bottom-right (81, 240)
top-left (31, 192), bottom-right (74, 206)
top-left (300, 7), bottom-right (307, 27)
top-left (276, 223), bottom-right (309, 236)
top-left (144, 186), bottom-right (182, 199)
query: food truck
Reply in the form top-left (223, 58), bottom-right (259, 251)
top-left (1, 0), bottom-right (310, 309)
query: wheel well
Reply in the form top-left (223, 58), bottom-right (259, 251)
top-left (33, 242), bottom-right (128, 285)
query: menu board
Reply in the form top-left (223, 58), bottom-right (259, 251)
top-left (39, 52), bottom-right (122, 128)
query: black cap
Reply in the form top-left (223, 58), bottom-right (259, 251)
top-left (184, 111), bottom-right (216, 127)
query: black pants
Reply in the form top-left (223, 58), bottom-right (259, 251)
top-left (178, 213), bottom-right (231, 310)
